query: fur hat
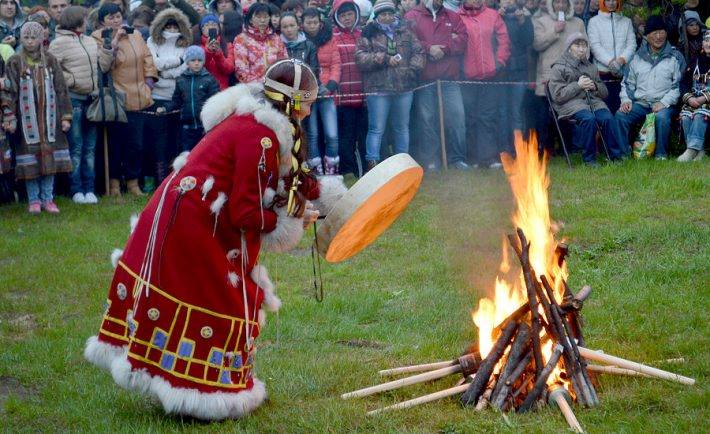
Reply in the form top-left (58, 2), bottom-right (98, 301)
top-left (644, 15), bottom-right (666, 36)
top-left (20, 21), bottom-right (44, 39)
top-left (372, 0), bottom-right (396, 16)
top-left (184, 45), bottom-right (205, 63)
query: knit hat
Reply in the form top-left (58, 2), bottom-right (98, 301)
top-left (565, 31), bottom-right (588, 49)
top-left (200, 13), bottom-right (219, 29)
top-left (644, 15), bottom-right (666, 36)
top-left (20, 21), bottom-right (44, 39)
top-left (98, 2), bottom-right (122, 24)
top-left (184, 45), bottom-right (205, 62)
top-left (372, 0), bottom-right (395, 16)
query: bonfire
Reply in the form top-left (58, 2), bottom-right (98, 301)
top-left (341, 134), bottom-right (695, 432)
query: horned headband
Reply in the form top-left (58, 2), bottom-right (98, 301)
top-left (263, 59), bottom-right (317, 111)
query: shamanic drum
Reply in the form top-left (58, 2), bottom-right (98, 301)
top-left (316, 153), bottom-right (424, 263)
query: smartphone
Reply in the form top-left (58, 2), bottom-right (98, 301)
top-left (393, 53), bottom-right (402, 62)
top-left (208, 28), bottom-right (218, 41)
top-left (557, 11), bottom-right (565, 22)
top-left (101, 28), bottom-right (113, 39)
top-left (124, 26), bottom-right (135, 34)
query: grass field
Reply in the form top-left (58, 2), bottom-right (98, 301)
top-left (1, 157), bottom-right (708, 433)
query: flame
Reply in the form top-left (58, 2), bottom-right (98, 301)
top-left (472, 132), bottom-right (568, 360)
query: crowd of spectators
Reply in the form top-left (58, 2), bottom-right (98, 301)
top-left (0, 0), bottom-right (707, 213)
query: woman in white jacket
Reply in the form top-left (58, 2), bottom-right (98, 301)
top-left (145, 8), bottom-right (191, 185)
top-left (587, 0), bottom-right (635, 113)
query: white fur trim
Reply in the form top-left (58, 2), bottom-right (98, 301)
top-left (111, 355), bottom-right (267, 420)
top-left (226, 248), bottom-right (240, 261)
top-left (312, 175), bottom-right (347, 216)
top-left (260, 206), bottom-right (304, 254)
top-left (172, 151), bottom-right (190, 172)
top-left (129, 213), bottom-right (140, 234)
top-left (210, 192), bottom-right (227, 215)
top-left (258, 309), bottom-right (267, 328)
top-left (84, 335), bottom-right (126, 371)
top-left (262, 187), bottom-right (276, 208)
top-left (200, 84), bottom-right (294, 159)
top-left (201, 175), bottom-right (215, 201)
top-left (250, 264), bottom-right (281, 312)
top-left (228, 271), bottom-right (240, 287)
top-left (111, 248), bottom-right (123, 268)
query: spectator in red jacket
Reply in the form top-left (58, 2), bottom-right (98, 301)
top-left (198, 14), bottom-right (235, 89)
top-left (331, 0), bottom-right (366, 176)
top-left (406, 0), bottom-right (469, 171)
top-left (459, 0), bottom-right (511, 167)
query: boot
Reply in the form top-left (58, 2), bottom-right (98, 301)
top-left (126, 179), bottom-right (145, 196)
top-left (307, 157), bottom-right (324, 176)
top-left (694, 150), bottom-right (705, 161)
top-left (324, 155), bottom-right (340, 175)
top-left (366, 160), bottom-right (377, 172)
top-left (677, 148), bottom-right (698, 162)
top-left (109, 179), bottom-right (121, 197)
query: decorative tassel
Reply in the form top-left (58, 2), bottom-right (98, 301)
top-left (226, 248), bottom-right (240, 261)
top-left (227, 271), bottom-right (240, 287)
top-left (111, 248), bottom-right (123, 268)
top-left (129, 213), bottom-right (139, 234)
top-left (201, 175), bottom-right (214, 201)
top-left (172, 151), bottom-right (190, 172)
top-left (210, 192), bottom-right (227, 235)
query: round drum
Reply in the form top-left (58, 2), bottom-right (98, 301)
top-left (316, 153), bottom-right (424, 263)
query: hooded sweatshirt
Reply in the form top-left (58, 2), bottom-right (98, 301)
top-left (458, 3), bottom-right (510, 80)
top-left (147, 8), bottom-right (193, 101)
top-left (330, 0), bottom-right (364, 107)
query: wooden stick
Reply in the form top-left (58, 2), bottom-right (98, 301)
top-left (341, 364), bottom-right (462, 399)
top-left (518, 343), bottom-right (564, 413)
top-left (490, 323), bottom-right (530, 403)
top-left (475, 386), bottom-right (494, 411)
top-left (461, 320), bottom-right (518, 406)
top-left (436, 79), bottom-right (448, 170)
top-left (379, 360), bottom-right (456, 377)
top-left (578, 347), bottom-right (695, 386)
top-left (548, 384), bottom-right (585, 433)
top-left (366, 381), bottom-right (470, 415)
top-left (587, 364), bottom-right (653, 378)
top-left (491, 351), bottom-right (533, 410)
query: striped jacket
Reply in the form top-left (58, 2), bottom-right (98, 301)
top-left (332, 26), bottom-right (364, 107)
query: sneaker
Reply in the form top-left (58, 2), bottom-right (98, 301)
top-left (84, 192), bottom-right (98, 204)
top-left (28, 201), bottom-right (41, 214)
top-left (694, 150), bottom-right (705, 161)
top-left (143, 176), bottom-right (156, 193)
top-left (677, 149), bottom-right (698, 162)
top-left (451, 161), bottom-right (472, 171)
top-left (426, 163), bottom-right (440, 173)
top-left (488, 162), bottom-right (503, 169)
top-left (72, 192), bottom-right (86, 204)
top-left (42, 200), bottom-right (60, 214)
top-left (654, 155), bottom-right (668, 161)
top-left (584, 160), bottom-right (600, 167)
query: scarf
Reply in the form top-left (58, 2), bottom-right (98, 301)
top-left (281, 32), bottom-right (306, 50)
top-left (19, 50), bottom-right (57, 144)
top-left (375, 17), bottom-right (400, 40)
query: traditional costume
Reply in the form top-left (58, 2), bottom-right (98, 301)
top-left (85, 60), bottom-right (346, 420)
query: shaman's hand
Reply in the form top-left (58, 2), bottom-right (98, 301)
top-left (61, 120), bottom-right (71, 132)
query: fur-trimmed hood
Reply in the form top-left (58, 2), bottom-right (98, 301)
top-left (200, 83), bottom-right (294, 163)
top-left (544, 0), bottom-right (574, 20)
top-left (149, 8), bottom-right (192, 47)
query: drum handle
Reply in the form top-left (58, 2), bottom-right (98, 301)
top-left (311, 221), bottom-right (325, 302)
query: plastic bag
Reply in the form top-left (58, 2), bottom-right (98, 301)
top-left (632, 113), bottom-right (656, 159)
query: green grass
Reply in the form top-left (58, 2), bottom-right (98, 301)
top-left (1, 158), bottom-right (709, 433)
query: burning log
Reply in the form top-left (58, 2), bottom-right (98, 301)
top-left (461, 320), bottom-right (518, 406)
top-left (562, 281), bottom-right (587, 347)
top-left (548, 383), bottom-right (585, 433)
top-left (578, 347), bottom-right (696, 386)
top-left (490, 323), bottom-right (530, 404)
top-left (518, 343), bottom-right (564, 413)
top-left (560, 285), bottom-right (592, 313)
top-left (491, 351), bottom-right (533, 410)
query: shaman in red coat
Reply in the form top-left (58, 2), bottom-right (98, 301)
top-left (84, 80), bottom-right (343, 420)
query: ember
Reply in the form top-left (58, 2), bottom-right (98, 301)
top-left (341, 134), bottom-right (696, 432)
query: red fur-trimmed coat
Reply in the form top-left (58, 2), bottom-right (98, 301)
top-left (84, 84), bottom-right (337, 421)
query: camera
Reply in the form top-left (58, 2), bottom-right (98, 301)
top-left (208, 28), bottom-right (218, 41)
top-left (101, 28), bottom-right (113, 39)
top-left (123, 26), bottom-right (134, 34)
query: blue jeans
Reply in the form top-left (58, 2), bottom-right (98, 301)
top-left (306, 97), bottom-right (339, 159)
top-left (365, 92), bottom-right (414, 162)
top-left (68, 98), bottom-right (97, 194)
top-left (615, 103), bottom-right (673, 157)
top-left (572, 109), bottom-right (623, 162)
top-left (681, 115), bottom-right (708, 151)
top-left (414, 82), bottom-right (466, 166)
top-left (26, 175), bottom-right (54, 203)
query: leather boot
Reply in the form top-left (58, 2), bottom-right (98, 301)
top-left (324, 155), bottom-right (340, 175)
top-left (126, 179), bottom-right (145, 196)
top-left (109, 179), bottom-right (121, 196)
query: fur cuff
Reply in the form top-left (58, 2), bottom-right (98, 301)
top-left (84, 335), bottom-right (126, 371)
top-left (110, 356), bottom-right (267, 420)
top-left (260, 206), bottom-right (304, 253)
top-left (250, 264), bottom-right (281, 312)
top-left (312, 175), bottom-right (347, 216)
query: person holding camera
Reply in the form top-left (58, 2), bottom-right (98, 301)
top-left (0, 0), bottom-right (23, 51)
top-left (548, 32), bottom-right (623, 165)
top-left (146, 8), bottom-right (191, 187)
top-left (49, 6), bottom-right (113, 204)
top-left (92, 2), bottom-right (158, 196)
top-left (197, 14), bottom-right (234, 90)
top-left (355, 0), bottom-right (425, 171)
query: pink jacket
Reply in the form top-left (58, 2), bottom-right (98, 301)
top-left (458, 6), bottom-right (511, 80)
top-left (233, 26), bottom-right (287, 84)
